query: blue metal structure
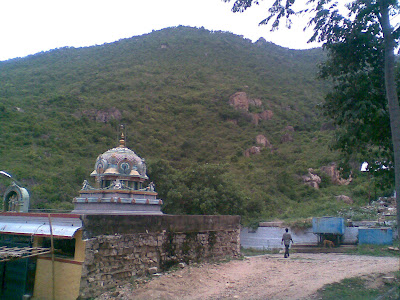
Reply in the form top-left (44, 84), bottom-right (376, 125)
top-left (358, 228), bottom-right (393, 245)
top-left (312, 217), bottom-right (345, 235)
top-left (312, 217), bottom-right (345, 246)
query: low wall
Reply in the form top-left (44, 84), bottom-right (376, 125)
top-left (78, 215), bottom-right (240, 298)
top-left (240, 226), bottom-right (317, 249)
top-left (240, 226), bottom-right (385, 249)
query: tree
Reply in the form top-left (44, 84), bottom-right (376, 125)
top-left (225, 0), bottom-right (400, 237)
top-left (148, 160), bottom-right (246, 215)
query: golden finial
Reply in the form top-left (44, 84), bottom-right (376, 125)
top-left (119, 125), bottom-right (126, 147)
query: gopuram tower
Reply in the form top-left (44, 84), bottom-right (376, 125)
top-left (72, 126), bottom-right (162, 214)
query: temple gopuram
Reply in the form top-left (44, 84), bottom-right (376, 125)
top-left (73, 127), bottom-right (163, 214)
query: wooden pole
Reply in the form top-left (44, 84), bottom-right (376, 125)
top-left (48, 214), bottom-right (55, 300)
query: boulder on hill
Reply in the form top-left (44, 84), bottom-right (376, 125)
top-left (229, 92), bottom-right (273, 126)
top-left (321, 163), bottom-right (352, 185)
top-left (244, 146), bottom-right (261, 157)
top-left (251, 112), bottom-right (273, 125)
top-left (229, 92), bottom-right (249, 111)
top-left (256, 134), bottom-right (272, 148)
top-left (258, 110), bottom-right (273, 120)
top-left (248, 98), bottom-right (263, 107)
top-left (302, 168), bottom-right (322, 189)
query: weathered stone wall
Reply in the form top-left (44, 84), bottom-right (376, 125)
top-left (78, 215), bottom-right (240, 298)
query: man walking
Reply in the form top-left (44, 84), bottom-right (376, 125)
top-left (281, 228), bottom-right (293, 258)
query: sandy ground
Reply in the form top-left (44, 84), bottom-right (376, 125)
top-left (97, 253), bottom-right (400, 300)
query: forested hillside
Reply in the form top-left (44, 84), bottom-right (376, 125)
top-left (0, 26), bottom-right (376, 223)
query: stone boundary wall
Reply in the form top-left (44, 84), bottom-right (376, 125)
top-left (78, 215), bottom-right (240, 298)
top-left (240, 225), bottom-right (397, 249)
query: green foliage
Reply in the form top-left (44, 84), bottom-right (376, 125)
top-left (148, 161), bottom-right (246, 215)
top-left (314, 276), bottom-right (398, 300)
top-left (345, 241), bottom-right (400, 258)
top-left (318, 11), bottom-right (396, 189)
top-left (0, 26), bottom-right (373, 220)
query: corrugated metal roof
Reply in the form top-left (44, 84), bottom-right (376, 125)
top-left (0, 213), bottom-right (82, 238)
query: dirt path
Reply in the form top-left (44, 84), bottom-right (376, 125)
top-left (97, 253), bottom-right (399, 300)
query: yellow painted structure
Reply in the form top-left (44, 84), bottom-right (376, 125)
top-left (74, 230), bottom-right (86, 262)
top-left (32, 230), bottom-right (86, 300)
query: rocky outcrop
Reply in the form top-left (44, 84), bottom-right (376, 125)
top-left (252, 110), bottom-right (274, 125)
top-left (229, 92), bottom-right (249, 111)
top-left (244, 135), bottom-right (273, 156)
top-left (302, 163), bottom-right (353, 189)
top-left (229, 92), bottom-right (273, 126)
top-left (256, 135), bottom-right (272, 148)
top-left (244, 146), bottom-right (261, 157)
top-left (302, 168), bottom-right (322, 189)
top-left (248, 98), bottom-right (263, 107)
top-left (321, 163), bottom-right (352, 185)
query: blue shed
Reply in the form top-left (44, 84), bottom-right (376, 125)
top-left (358, 228), bottom-right (393, 245)
top-left (312, 217), bottom-right (345, 235)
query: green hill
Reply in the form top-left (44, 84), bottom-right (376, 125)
top-left (0, 26), bottom-right (374, 223)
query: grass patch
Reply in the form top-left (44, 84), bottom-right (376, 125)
top-left (241, 247), bottom-right (281, 256)
top-left (344, 240), bottom-right (400, 257)
top-left (314, 273), bottom-right (400, 300)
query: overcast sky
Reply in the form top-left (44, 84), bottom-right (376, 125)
top-left (0, 0), bottom-right (323, 62)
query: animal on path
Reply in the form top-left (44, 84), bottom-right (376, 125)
top-left (323, 240), bottom-right (335, 248)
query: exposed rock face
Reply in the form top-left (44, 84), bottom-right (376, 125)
top-left (244, 146), bottom-right (261, 157)
top-left (229, 92), bottom-right (249, 111)
top-left (321, 163), bottom-right (352, 185)
top-left (251, 114), bottom-right (260, 125)
top-left (244, 135), bottom-right (272, 157)
top-left (229, 92), bottom-right (265, 111)
top-left (252, 110), bottom-right (274, 125)
top-left (256, 135), bottom-right (272, 148)
top-left (229, 92), bottom-right (273, 126)
top-left (302, 168), bottom-right (322, 189)
top-left (80, 107), bottom-right (122, 123)
top-left (336, 195), bottom-right (353, 204)
top-left (248, 98), bottom-right (263, 107)
top-left (259, 110), bottom-right (274, 120)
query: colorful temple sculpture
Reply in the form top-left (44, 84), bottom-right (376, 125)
top-left (73, 128), bottom-right (163, 214)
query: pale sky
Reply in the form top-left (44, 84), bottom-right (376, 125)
top-left (0, 0), bottom-right (323, 62)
